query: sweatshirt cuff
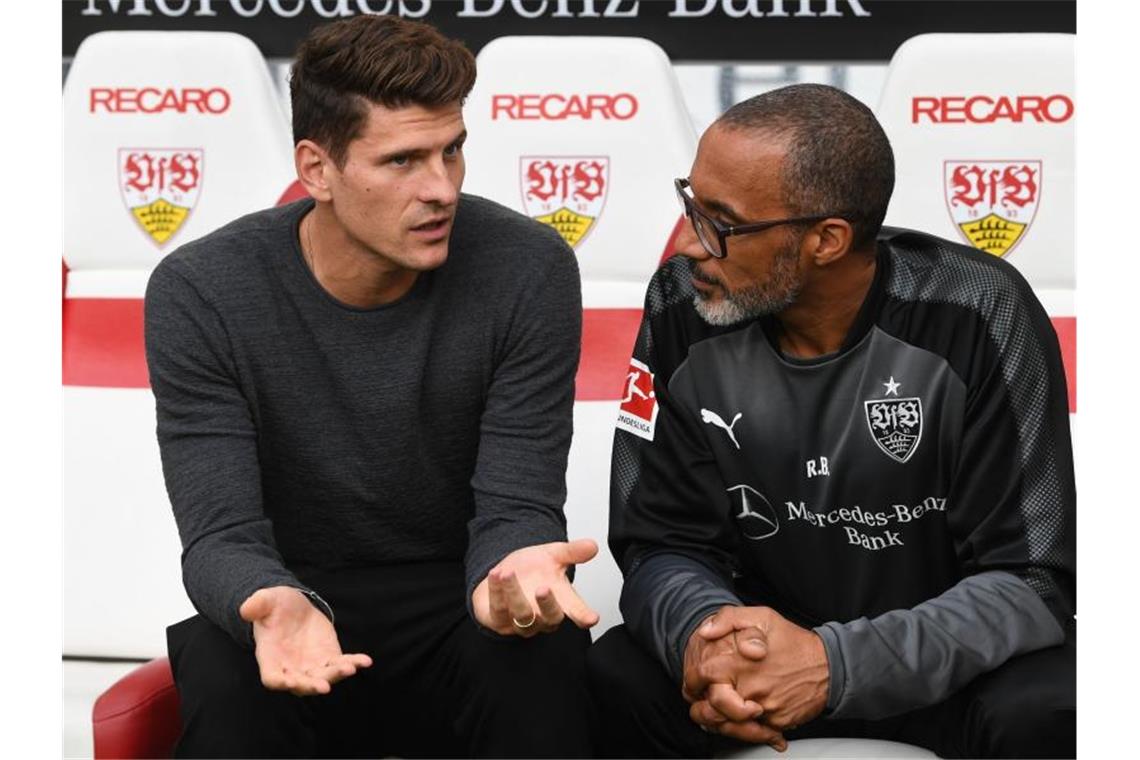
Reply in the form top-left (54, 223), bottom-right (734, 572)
top-left (814, 622), bottom-right (848, 715)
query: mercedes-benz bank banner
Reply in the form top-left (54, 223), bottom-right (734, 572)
top-left (64, 0), bottom-right (1075, 61)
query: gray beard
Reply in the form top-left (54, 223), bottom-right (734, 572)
top-left (690, 243), bottom-right (802, 326)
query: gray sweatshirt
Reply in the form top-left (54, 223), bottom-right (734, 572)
top-left (144, 195), bottom-right (581, 646)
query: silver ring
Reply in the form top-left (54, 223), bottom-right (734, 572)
top-left (512, 612), bottom-right (537, 629)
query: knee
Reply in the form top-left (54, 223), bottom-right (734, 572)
top-left (586, 625), bottom-right (667, 706)
top-left (968, 692), bottom-right (1074, 758)
top-left (963, 646), bottom-right (1075, 758)
top-left (585, 626), bottom-right (632, 694)
top-left (169, 616), bottom-right (303, 725)
top-left (167, 617), bottom-right (316, 757)
top-left (460, 620), bottom-right (591, 707)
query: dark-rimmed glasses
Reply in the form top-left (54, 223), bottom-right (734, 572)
top-left (674, 177), bottom-right (840, 259)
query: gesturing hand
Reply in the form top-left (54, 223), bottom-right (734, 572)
top-left (472, 538), bottom-right (600, 637)
top-left (239, 586), bottom-right (372, 696)
top-left (688, 606), bottom-right (829, 737)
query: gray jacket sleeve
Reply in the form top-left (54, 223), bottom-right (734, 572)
top-left (145, 260), bottom-right (331, 648)
top-left (815, 569), bottom-right (1064, 720)
top-left (621, 552), bottom-right (743, 682)
top-left (463, 240), bottom-right (583, 615)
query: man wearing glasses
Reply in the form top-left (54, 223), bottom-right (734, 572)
top-left (588, 84), bottom-right (1075, 758)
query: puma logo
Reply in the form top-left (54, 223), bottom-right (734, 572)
top-left (700, 408), bottom-right (743, 450)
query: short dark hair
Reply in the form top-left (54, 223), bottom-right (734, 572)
top-left (717, 83), bottom-right (895, 251)
top-left (290, 14), bottom-right (477, 167)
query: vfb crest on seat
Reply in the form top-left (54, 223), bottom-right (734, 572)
top-left (119, 148), bottom-right (203, 248)
top-left (864, 397), bottom-right (924, 463)
top-left (944, 160), bottom-right (1041, 258)
top-left (520, 156), bottom-right (609, 250)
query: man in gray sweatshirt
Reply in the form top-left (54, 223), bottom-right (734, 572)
top-left (145, 15), bottom-right (597, 757)
top-left (590, 84), bottom-right (1075, 758)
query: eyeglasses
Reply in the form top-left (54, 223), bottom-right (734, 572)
top-left (674, 177), bottom-right (840, 259)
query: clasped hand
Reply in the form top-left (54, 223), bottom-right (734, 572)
top-left (682, 605), bottom-right (830, 751)
top-left (471, 538), bottom-right (600, 637)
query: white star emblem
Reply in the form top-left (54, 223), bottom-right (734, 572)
top-left (883, 376), bottom-right (901, 396)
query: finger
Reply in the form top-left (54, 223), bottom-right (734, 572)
top-left (298, 677), bottom-right (333, 696)
top-left (307, 662), bottom-right (358, 686)
top-left (290, 677), bottom-right (332, 696)
top-left (698, 607), bottom-right (747, 640)
top-left (341, 652), bottom-right (373, 669)
top-left (696, 653), bottom-right (746, 688)
top-left (552, 537), bottom-right (599, 565)
top-left (715, 720), bottom-right (787, 751)
top-left (733, 626), bottom-right (769, 660)
top-left (535, 586), bottom-right (565, 629)
top-left (706, 682), bottom-right (764, 722)
top-left (502, 572), bottom-right (538, 635)
top-left (239, 590), bottom-right (273, 623)
top-left (689, 700), bottom-right (729, 727)
top-left (259, 666), bottom-right (289, 691)
top-left (280, 667), bottom-right (331, 696)
top-left (487, 570), bottom-right (512, 629)
top-left (551, 581), bottom-right (600, 628)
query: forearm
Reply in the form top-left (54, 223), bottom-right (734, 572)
top-left (182, 520), bottom-right (329, 647)
top-left (621, 552), bottom-right (743, 683)
top-left (466, 241), bottom-right (580, 615)
top-left (815, 569), bottom-right (1064, 720)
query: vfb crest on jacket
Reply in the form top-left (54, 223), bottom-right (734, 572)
top-left (864, 397), bottom-right (924, 463)
top-left (119, 148), bottom-right (203, 247)
top-left (944, 160), bottom-right (1041, 257)
top-left (520, 156), bottom-right (609, 250)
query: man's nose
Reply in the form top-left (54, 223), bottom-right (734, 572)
top-left (419, 157), bottom-right (460, 207)
top-left (674, 217), bottom-right (710, 261)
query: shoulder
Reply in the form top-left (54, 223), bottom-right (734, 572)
top-left (149, 201), bottom-right (302, 298)
top-left (875, 226), bottom-right (1060, 392)
top-left (450, 193), bottom-right (576, 278)
top-left (879, 226), bottom-right (1043, 325)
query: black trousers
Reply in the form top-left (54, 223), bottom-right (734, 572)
top-left (168, 562), bottom-right (594, 758)
top-left (586, 625), bottom-right (1075, 759)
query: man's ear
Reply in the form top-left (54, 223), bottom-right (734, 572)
top-left (295, 139), bottom-right (333, 203)
top-left (806, 218), bottom-right (855, 267)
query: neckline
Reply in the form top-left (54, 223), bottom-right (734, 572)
top-left (759, 244), bottom-right (890, 366)
top-left (288, 198), bottom-right (430, 314)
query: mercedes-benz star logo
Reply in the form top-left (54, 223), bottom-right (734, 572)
top-left (727, 484), bottom-right (779, 541)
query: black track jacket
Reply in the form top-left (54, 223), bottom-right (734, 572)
top-left (609, 227), bottom-right (1075, 720)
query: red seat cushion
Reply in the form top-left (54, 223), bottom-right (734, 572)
top-left (92, 657), bottom-right (181, 759)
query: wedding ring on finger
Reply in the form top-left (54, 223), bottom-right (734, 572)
top-left (512, 612), bottom-right (537, 629)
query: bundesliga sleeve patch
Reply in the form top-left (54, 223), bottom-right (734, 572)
top-left (616, 358), bottom-right (658, 441)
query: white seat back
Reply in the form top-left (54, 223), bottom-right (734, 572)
top-left (877, 33), bottom-right (1075, 314)
top-left (876, 33), bottom-right (1076, 416)
top-left (64, 31), bottom-right (296, 657)
top-left (465, 36), bottom-right (699, 633)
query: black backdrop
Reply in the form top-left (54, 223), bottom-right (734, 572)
top-left (64, 0), bottom-right (1075, 61)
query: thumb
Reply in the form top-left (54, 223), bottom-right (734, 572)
top-left (557, 538), bottom-right (599, 565)
top-left (239, 588), bottom-right (275, 623)
top-left (698, 607), bottom-right (742, 640)
top-left (734, 626), bottom-right (768, 660)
